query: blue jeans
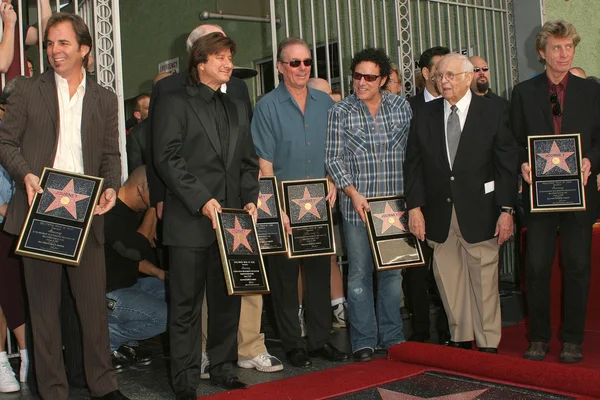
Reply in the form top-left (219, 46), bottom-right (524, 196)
top-left (344, 219), bottom-right (404, 351)
top-left (106, 276), bottom-right (167, 352)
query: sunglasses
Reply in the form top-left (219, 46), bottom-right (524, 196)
top-left (550, 92), bottom-right (562, 116)
top-left (473, 66), bottom-right (490, 73)
top-left (281, 58), bottom-right (313, 68)
top-left (352, 72), bottom-right (381, 82)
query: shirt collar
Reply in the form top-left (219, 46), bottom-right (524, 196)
top-left (423, 88), bottom-right (441, 103)
top-left (54, 67), bottom-right (87, 93)
top-left (444, 88), bottom-right (472, 114)
top-left (197, 82), bottom-right (219, 103)
top-left (221, 83), bottom-right (228, 93)
top-left (276, 81), bottom-right (318, 103)
top-left (547, 72), bottom-right (569, 92)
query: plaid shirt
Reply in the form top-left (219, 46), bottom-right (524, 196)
top-left (325, 91), bottom-right (412, 226)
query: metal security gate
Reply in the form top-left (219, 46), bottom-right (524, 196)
top-left (268, 0), bottom-right (518, 99)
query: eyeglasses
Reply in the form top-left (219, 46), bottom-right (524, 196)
top-left (473, 66), bottom-right (490, 73)
top-left (432, 71), bottom-right (469, 82)
top-left (280, 58), bottom-right (313, 68)
top-left (388, 79), bottom-right (399, 84)
top-left (550, 92), bottom-right (562, 116)
top-left (352, 72), bottom-right (381, 82)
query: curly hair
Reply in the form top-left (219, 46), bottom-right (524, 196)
top-left (350, 48), bottom-right (391, 83)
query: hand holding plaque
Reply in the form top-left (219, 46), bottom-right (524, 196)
top-left (256, 177), bottom-right (287, 254)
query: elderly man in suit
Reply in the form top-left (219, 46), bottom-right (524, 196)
top-left (153, 33), bottom-right (259, 399)
top-left (512, 20), bottom-right (600, 363)
top-left (404, 53), bottom-right (518, 354)
top-left (0, 13), bottom-right (126, 400)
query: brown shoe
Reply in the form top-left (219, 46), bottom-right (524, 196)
top-left (523, 342), bottom-right (549, 361)
top-left (559, 343), bottom-right (582, 363)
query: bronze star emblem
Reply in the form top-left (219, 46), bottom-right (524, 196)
top-left (538, 141), bottom-right (575, 174)
top-left (45, 179), bottom-right (90, 219)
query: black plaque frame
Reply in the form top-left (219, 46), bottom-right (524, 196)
top-left (281, 178), bottom-right (336, 258)
top-left (15, 167), bottom-right (103, 266)
top-left (215, 208), bottom-right (270, 295)
top-left (365, 195), bottom-right (425, 270)
top-left (256, 176), bottom-right (287, 254)
top-left (528, 133), bottom-right (586, 213)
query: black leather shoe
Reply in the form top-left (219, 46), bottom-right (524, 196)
top-left (479, 347), bottom-right (498, 354)
top-left (447, 341), bottom-right (472, 350)
top-left (210, 376), bottom-right (248, 390)
top-left (118, 344), bottom-right (152, 366)
top-left (111, 351), bottom-right (131, 373)
top-left (91, 390), bottom-right (130, 399)
top-left (286, 348), bottom-right (312, 367)
top-left (308, 342), bottom-right (349, 362)
top-left (175, 390), bottom-right (196, 400)
top-left (408, 332), bottom-right (430, 343)
top-left (524, 341), bottom-right (549, 361)
top-left (353, 348), bottom-right (374, 362)
top-left (560, 343), bottom-right (582, 363)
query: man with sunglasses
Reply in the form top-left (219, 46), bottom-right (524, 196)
top-left (252, 37), bottom-right (349, 368)
top-left (326, 48), bottom-right (412, 362)
top-left (511, 20), bottom-right (600, 364)
top-left (469, 56), bottom-right (509, 108)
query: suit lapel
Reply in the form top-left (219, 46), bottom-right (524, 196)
top-left (39, 71), bottom-right (59, 133)
top-left (561, 73), bottom-right (581, 134)
top-left (428, 100), bottom-right (451, 174)
top-left (186, 85), bottom-right (222, 161)
top-left (534, 74), bottom-right (554, 133)
top-left (81, 77), bottom-right (98, 174)
top-left (223, 95), bottom-right (240, 169)
top-left (453, 94), bottom-right (480, 170)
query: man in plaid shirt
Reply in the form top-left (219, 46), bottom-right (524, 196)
top-left (325, 48), bottom-right (412, 361)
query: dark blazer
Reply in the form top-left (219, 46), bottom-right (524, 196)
top-left (152, 82), bottom-right (259, 248)
top-left (0, 70), bottom-right (121, 243)
top-left (126, 119), bottom-right (148, 173)
top-left (408, 90), bottom-right (426, 110)
top-left (147, 72), bottom-right (252, 206)
top-left (511, 72), bottom-right (600, 225)
top-left (404, 93), bottom-right (518, 244)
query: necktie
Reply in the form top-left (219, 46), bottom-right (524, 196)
top-left (447, 105), bottom-right (461, 167)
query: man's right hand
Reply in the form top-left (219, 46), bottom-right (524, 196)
top-left (350, 191), bottom-right (370, 223)
top-left (201, 198), bottom-right (222, 229)
top-left (282, 211), bottom-right (292, 234)
top-left (408, 207), bottom-right (426, 241)
top-left (521, 163), bottom-right (532, 185)
top-left (24, 173), bottom-right (43, 206)
top-left (0, 2), bottom-right (17, 25)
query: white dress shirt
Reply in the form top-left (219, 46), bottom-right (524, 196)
top-left (423, 87), bottom-right (441, 103)
top-left (53, 69), bottom-right (86, 174)
top-left (443, 89), bottom-right (472, 166)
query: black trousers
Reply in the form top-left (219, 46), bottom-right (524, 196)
top-left (169, 243), bottom-right (241, 394)
top-left (267, 254), bottom-right (331, 352)
top-left (526, 212), bottom-right (592, 344)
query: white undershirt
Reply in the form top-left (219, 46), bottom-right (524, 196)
top-left (443, 89), bottom-right (472, 166)
top-left (53, 69), bottom-right (86, 174)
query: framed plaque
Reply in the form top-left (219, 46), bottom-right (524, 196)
top-left (215, 208), bottom-right (270, 295)
top-left (365, 195), bottom-right (425, 270)
top-left (256, 176), bottom-right (287, 254)
top-left (281, 178), bottom-right (335, 258)
top-left (15, 168), bottom-right (103, 266)
top-left (528, 133), bottom-right (586, 212)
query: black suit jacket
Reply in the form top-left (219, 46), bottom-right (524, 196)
top-left (511, 72), bottom-right (600, 225)
top-left (126, 119), bottom-right (148, 173)
top-left (147, 72), bottom-right (252, 206)
top-left (404, 93), bottom-right (518, 244)
top-left (152, 82), bottom-right (259, 247)
top-left (408, 90), bottom-right (426, 110)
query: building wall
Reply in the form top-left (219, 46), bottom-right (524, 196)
top-left (544, 0), bottom-right (600, 78)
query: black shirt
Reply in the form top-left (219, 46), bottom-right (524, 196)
top-left (198, 83), bottom-right (230, 162)
top-left (104, 198), bottom-right (157, 293)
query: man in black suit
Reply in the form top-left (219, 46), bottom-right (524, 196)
top-left (511, 20), bottom-right (600, 364)
top-left (153, 33), bottom-right (258, 399)
top-left (405, 46), bottom-right (450, 344)
top-left (404, 53), bottom-right (518, 354)
top-left (469, 56), bottom-right (509, 107)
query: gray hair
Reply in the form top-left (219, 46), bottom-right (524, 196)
top-left (185, 24), bottom-right (223, 54)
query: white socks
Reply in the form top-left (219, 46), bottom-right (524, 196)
top-left (19, 349), bottom-right (28, 383)
top-left (331, 297), bottom-right (345, 307)
top-left (0, 352), bottom-right (7, 363)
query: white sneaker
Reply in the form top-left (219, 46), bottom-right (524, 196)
top-left (332, 303), bottom-right (347, 328)
top-left (237, 352), bottom-right (284, 372)
top-left (0, 360), bottom-right (20, 393)
top-left (298, 306), bottom-right (307, 338)
top-left (200, 352), bottom-right (210, 380)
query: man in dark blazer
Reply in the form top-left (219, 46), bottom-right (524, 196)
top-left (125, 116), bottom-right (148, 173)
top-left (404, 53), bottom-right (518, 354)
top-left (405, 46), bottom-right (450, 345)
top-left (153, 33), bottom-right (258, 399)
top-left (511, 20), bottom-right (600, 363)
top-left (0, 13), bottom-right (126, 400)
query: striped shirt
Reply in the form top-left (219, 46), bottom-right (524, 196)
top-left (325, 91), bottom-right (412, 226)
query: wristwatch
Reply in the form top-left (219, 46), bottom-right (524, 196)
top-left (500, 206), bottom-right (515, 216)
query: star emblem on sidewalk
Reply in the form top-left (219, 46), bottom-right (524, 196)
top-left (377, 388), bottom-right (489, 400)
top-left (373, 202), bottom-right (406, 233)
top-left (45, 179), bottom-right (90, 219)
top-left (538, 141), bottom-right (575, 174)
top-left (225, 216), bottom-right (253, 252)
top-left (257, 192), bottom-right (273, 216)
top-left (292, 187), bottom-right (323, 220)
